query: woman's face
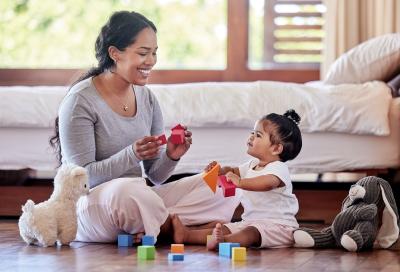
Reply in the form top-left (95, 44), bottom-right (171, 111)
top-left (114, 27), bottom-right (158, 86)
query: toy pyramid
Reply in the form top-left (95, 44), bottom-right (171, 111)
top-left (203, 163), bottom-right (220, 193)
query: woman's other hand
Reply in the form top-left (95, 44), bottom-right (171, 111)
top-left (133, 136), bottom-right (161, 160)
top-left (204, 161), bottom-right (218, 172)
top-left (166, 126), bottom-right (192, 160)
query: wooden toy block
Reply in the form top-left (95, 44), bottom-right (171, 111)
top-left (206, 235), bottom-right (213, 245)
top-left (157, 134), bottom-right (167, 145)
top-left (171, 244), bottom-right (184, 253)
top-left (203, 163), bottom-right (220, 193)
top-left (118, 234), bottom-right (133, 247)
top-left (137, 245), bottom-right (155, 260)
top-left (170, 129), bottom-right (185, 144)
top-left (232, 247), bottom-right (247, 261)
top-left (218, 242), bottom-right (240, 258)
top-left (171, 124), bottom-right (185, 131)
top-left (142, 235), bottom-right (155, 246)
top-left (168, 253), bottom-right (184, 261)
top-left (218, 175), bottom-right (236, 197)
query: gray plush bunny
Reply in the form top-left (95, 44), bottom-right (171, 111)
top-left (293, 176), bottom-right (399, 251)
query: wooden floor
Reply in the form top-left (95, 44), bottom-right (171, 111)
top-left (1, 220), bottom-right (399, 272)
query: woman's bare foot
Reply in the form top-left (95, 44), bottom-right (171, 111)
top-left (206, 223), bottom-right (224, 251)
top-left (132, 232), bottom-right (145, 244)
top-left (171, 214), bottom-right (188, 244)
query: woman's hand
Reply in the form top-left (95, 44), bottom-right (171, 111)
top-left (133, 136), bottom-right (161, 160)
top-left (204, 161), bottom-right (218, 172)
top-left (226, 171), bottom-right (241, 187)
top-left (166, 126), bottom-right (192, 161)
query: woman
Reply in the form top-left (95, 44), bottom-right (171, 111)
top-left (50, 11), bottom-right (240, 243)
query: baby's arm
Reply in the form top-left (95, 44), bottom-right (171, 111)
top-left (226, 172), bottom-right (282, 191)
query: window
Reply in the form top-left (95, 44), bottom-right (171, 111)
top-left (0, 0), bottom-right (226, 69)
top-left (249, 0), bottom-right (325, 69)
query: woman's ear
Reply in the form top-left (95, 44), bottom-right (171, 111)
top-left (108, 46), bottom-right (120, 63)
top-left (272, 143), bottom-right (283, 156)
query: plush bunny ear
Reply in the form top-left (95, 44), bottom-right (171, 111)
top-left (376, 181), bottom-right (399, 248)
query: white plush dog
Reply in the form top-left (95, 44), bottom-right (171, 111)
top-left (18, 164), bottom-right (89, 247)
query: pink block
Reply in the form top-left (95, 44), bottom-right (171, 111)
top-left (157, 134), bottom-right (167, 145)
top-left (170, 129), bottom-right (185, 144)
top-left (218, 175), bottom-right (236, 197)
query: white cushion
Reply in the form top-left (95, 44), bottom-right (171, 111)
top-left (324, 33), bottom-right (400, 84)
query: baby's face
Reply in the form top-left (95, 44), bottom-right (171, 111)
top-left (246, 120), bottom-right (279, 160)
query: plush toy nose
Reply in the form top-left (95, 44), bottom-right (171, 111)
top-left (349, 185), bottom-right (366, 201)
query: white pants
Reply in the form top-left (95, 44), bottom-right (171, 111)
top-left (75, 173), bottom-right (241, 242)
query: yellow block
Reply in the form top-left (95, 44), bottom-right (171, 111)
top-left (171, 244), bottom-right (184, 254)
top-left (232, 247), bottom-right (247, 261)
top-left (206, 235), bottom-right (213, 245)
top-left (203, 164), bottom-right (220, 193)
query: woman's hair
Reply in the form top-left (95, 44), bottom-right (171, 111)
top-left (50, 11), bottom-right (157, 166)
top-left (261, 109), bottom-right (302, 162)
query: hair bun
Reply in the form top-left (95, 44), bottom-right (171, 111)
top-left (283, 109), bottom-right (301, 125)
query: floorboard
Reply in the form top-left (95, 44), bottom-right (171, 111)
top-left (1, 220), bottom-right (399, 272)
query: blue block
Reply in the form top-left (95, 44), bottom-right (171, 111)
top-left (219, 242), bottom-right (240, 258)
top-left (142, 235), bottom-right (155, 246)
top-left (118, 234), bottom-right (133, 247)
top-left (168, 253), bottom-right (184, 261)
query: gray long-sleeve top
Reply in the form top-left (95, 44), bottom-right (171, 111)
top-left (58, 77), bottom-right (178, 188)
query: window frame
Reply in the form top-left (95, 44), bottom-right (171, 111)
top-left (0, 0), bottom-right (319, 86)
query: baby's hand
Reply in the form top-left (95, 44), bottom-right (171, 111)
top-left (226, 172), bottom-right (240, 187)
top-left (204, 161), bottom-right (218, 172)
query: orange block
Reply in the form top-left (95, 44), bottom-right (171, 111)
top-left (203, 163), bottom-right (220, 193)
top-left (171, 244), bottom-right (184, 254)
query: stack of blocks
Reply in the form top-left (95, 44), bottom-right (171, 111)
top-left (168, 244), bottom-right (185, 261)
top-left (137, 235), bottom-right (156, 260)
top-left (219, 242), bottom-right (246, 261)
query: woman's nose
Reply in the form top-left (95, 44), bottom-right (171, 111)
top-left (145, 54), bottom-right (157, 65)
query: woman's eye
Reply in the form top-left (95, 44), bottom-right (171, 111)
top-left (138, 53), bottom-right (147, 56)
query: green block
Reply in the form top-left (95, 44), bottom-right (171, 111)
top-left (137, 245), bottom-right (155, 260)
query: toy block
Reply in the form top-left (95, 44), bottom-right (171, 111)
top-left (171, 124), bottom-right (185, 131)
top-left (218, 175), bottom-right (236, 197)
top-left (171, 244), bottom-right (184, 254)
top-left (157, 134), bottom-right (167, 145)
top-left (232, 247), bottom-right (247, 261)
top-left (219, 242), bottom-right (240, 258)
top-left (142, 235), bottom-right (155, 246)
top-left (206, 235), bottom-right (213, 245)
top-left (118, 234), bottom-right (133, 247)
top-left (170, 129), bottom-right (185, 144)
top-left (137, 245), bottom-right (155, 260)
top-left (168, 253), bottom-right (184, 261)
top-left (203, 163), bottom-right (220, 193)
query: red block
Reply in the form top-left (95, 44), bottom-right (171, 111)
top-left (218, 175), bottom-right (236, 197)
top-left (157, 134), bottom-right (167, 145)
top-left (170, 129), bottom-right (185, 144)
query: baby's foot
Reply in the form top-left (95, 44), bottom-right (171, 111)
top-left (206, 223), bottom-right (224, 251)
top-left (171, 214), bottom-right (188, 244)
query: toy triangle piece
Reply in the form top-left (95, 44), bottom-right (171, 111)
top-left (203, 163), bottom-right (220, 193)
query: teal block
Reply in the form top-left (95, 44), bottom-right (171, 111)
top-left (142, 235), bottom-right (155, 246)
top-left (118, 234), bottom-right (133, 247)
top-left (168, 253), bottom-right (184, 261)
top-left (219, 242), bottom-right (240, 258)
top-left (137, 245), bottom-right (155, 260)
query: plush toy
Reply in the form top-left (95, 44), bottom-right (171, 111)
top-left (18, 164), bottom-right (89, 247)
top-left (294, 176), bottom-right (399, 252)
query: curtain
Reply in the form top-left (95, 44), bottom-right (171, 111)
top-left (321, 0), bottom-right (400, 79)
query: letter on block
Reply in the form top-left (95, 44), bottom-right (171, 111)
top-left (232, 247), bottom-right (247, 261)
top-left (203, 163), bottom-right (220, 193)
top-left (218, 175), bottom-right (236, 197)
top-left (218, 242), bottom-right (240, 258)
top-left (137, 245), bottom-right (155, 260)
top-left (171, 244), bottom-right (184, 253)
top-left (142, 235), bottom-right (155, 246)
top-left (168, 253), bottom-right (184, 261)
top-left (118, 234), bottom-right (133, 247)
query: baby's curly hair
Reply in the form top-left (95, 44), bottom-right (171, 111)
top-left (261, 109), bottom-right (302, 162)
